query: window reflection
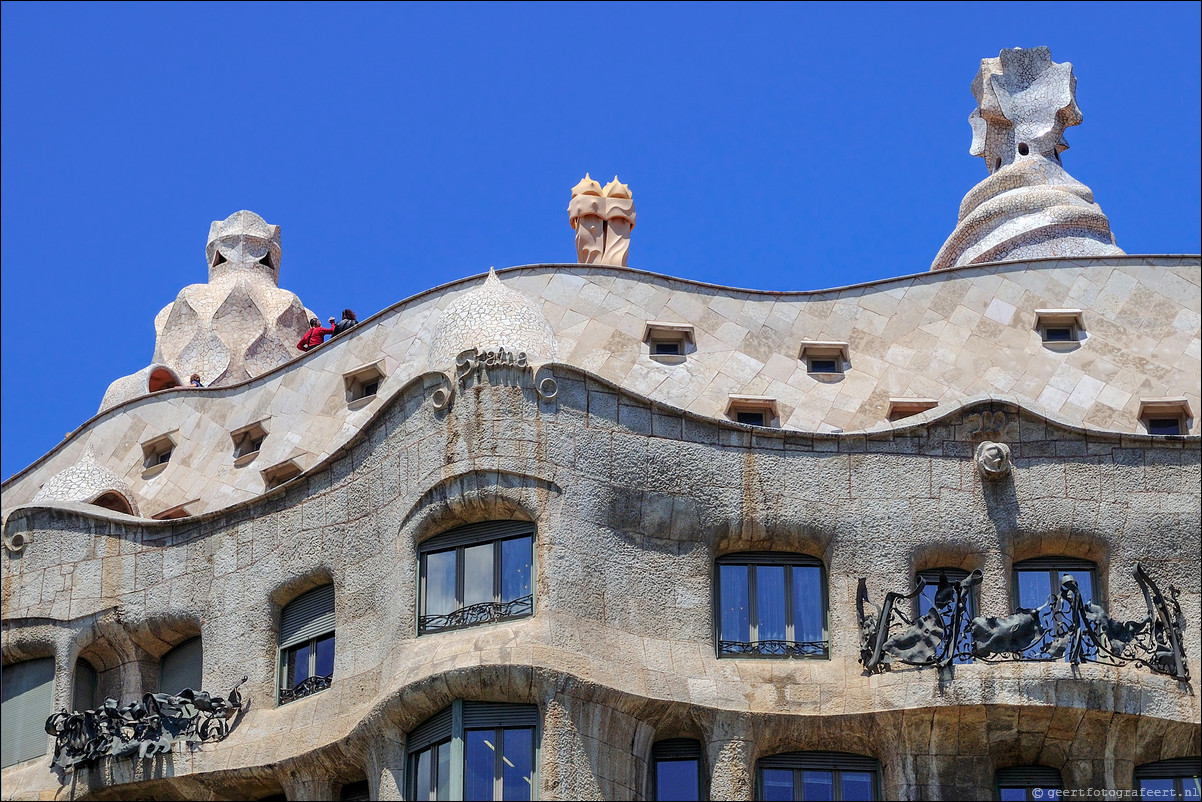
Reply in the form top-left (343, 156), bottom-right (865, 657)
top-left (717, 554), bottom-right (828, 658)
top-left (419, 527), bottom-right (535, 635)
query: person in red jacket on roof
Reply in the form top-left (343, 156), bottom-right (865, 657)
top-left (297, 317), bottom-right (336, 351)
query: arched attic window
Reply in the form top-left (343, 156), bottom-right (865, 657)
top-left (91, 491), bottom-right (134, 515)
top-left (148, 368), bottom-right (181, 393)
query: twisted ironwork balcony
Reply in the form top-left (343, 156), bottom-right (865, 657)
top-left (279, 674), bottom-right (333, 704)
top-left (718, 639), bottom-right (829, 658)
top-left (856, 564), bottom-right (1189, 680)
top-left (418, 594), bottom-right (534, 634)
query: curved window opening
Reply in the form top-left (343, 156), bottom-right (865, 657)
top-left (73, 658), bottom-right (99, 712)
top-left (419, 521), bottom-right (534, 635)
top-left (716, 552), bottom-right (828, 658)
top-left (339, 779), bottom-right (371, 801)
top-left (996, 765), bottom-right (1062, 801)
top-left (1, 657), bottom-right (55, 768)
top-left (758, 751), bottom-right (881, 801)
top-left (91, 491), bottom-right (134, 515)
top-left (652, 739), bottom-right (703, 801)
top-left (408, 701), bottom-right (539, 801)
top-left (1135, 757), bottom-right (1201, 801)
top-left (258, 252), bottom-right (274, 270)
top-left (212, 251), bottom-right (227, 267)
top-left (160, 636), bottom-right (203, 694)
top-left (915, 567), bottom-right (978, 664)
top-left (148, 368), bottom-right (181, 393)
top-left (278, 584), bottom-right (335, 704)
top-left (1018, 142), bottom-right (1030, 156)
top-left (1013, 557), bottom-right (1099, 661)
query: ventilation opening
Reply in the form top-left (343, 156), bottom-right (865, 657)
top-left (91, 492), bottom-right (133, 515)
top-left (148, 368), bottom-right (181, 393)
top-left (212, 251), bottom-right (227, 267)
top-left (1018, 142), bottom-right (1030, 156)
top-left (995, 157), bottom-right (1002, 171)
top-left (258, 253), bottom-right (273, 269)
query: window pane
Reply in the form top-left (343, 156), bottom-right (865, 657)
top-left (720, 564), bottom-right (750, 645)
top-left (436, 741), bottom-right (451, 802)
top-left (1060, 570), bottom-right (1093, 604)
top-left (315, 633), bottom-right (335, 678)
top-left (466, 729), bottom-right (497, 801)
top-left (1138, 778), bottom-right (1175, 796)
top-left (802, 769), bottom-right (834, 801)
top-left (415, 747), bottom-right (432, 801)
top-left (1016, 570), bottom-right (1053, 609)
top-left (841, 770), bottom-right (875, 801)
top-left (425, 550), bottom-right (458, 617)
top-left (998, 789), bottom-right (1027, 802)
top-left (762, 768), bottom-right (794, 802)
top-left (464, 543), bottom-right (495, 607)
top-left (501, 536), bottom-right (533, 603)
top-left (1184, 777), bottom-right (1201, 800)
top-left (756, 566), bottom-right (786, 642)
top-left (792, 565), bottom-right (825, 646)
top-left (501, 727), bottom-right (534, 801)
top-left (656, 759), bottom-right (700, 801)
top-left (287, 642), bottom-right (311, 686)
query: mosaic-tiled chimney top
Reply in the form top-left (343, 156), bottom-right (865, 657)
top-left (931, 47), bottom-right (1123, 271)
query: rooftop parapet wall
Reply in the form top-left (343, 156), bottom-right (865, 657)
top-left (2, 256), bottom-right (1198, 520)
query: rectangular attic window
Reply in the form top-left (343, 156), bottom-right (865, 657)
top-left (887, 398), bottom-right (940, 422)
top-left (262, 460), bottom-right (303, 490)
top-left (726, 395), bottom-right (779, 428)
top-left (140, 433), bottom-right (178, 477)
top-left (343, 362), bottom-right (386, 406)
top-left (799, 341), bottom-right (849, 376)
top-left (643, 321), bottom-right (695, 364)
top-left (1138, 398), bottom-right (1192, 436)
top-left (1035, 309), bottom-right (1085, 348)
top-left (231, 419), bottom-right (269, 464)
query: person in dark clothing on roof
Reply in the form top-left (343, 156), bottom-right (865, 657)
top-left (297, 317), bottom-right (336, 351)
top-left (333, 309), bottom-right (359, 335)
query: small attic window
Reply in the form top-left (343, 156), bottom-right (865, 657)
top-left (725, 395), bottom-right (778, 428)
top-left (258, 252), bottom-right (274, 269)
top-left (212, 251), bottom-right (227, 267)
top-left (92, 491), bottom-right (134, 515)
top-left (343, 362), bottom-right (386, 406)
top-left (262, 460), bottom-right (303, 490)
top-left (1035, 309), bottom-right (1084, 348)
top-left (231, 420), bottom-right (269, 464)
top-left (643, 321), bottom-right (695, 363)
top-left (152, 503), bottom-right (193, 520)
top-left (141, 433), bottom-right (177, 476)
top-left (799, 341), bottom-right (850, 376)
top-left (887, 398), bottom-right (940, 422)
top-left (1138, 398), bottom-right (1192, 436)
top-left (148, 368), bottom-right (181, 393)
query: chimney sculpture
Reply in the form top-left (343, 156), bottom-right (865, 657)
top-left (568, 175), bottom-right (636, 266)
top-left (931, 47), bottom-right (1123, 271)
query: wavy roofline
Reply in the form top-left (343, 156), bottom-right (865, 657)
top-left (3, 253), bottom-right (1197, 490)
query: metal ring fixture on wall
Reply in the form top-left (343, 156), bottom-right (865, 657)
top-left (430, 374), bottom-right (455, 410)
top-left (536, 372), bottom-right (558, 400)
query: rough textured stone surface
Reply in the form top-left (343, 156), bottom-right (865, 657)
top-left (932, 47), bottom-right (1123, 270)
top-left (30, 448), bottom-right (139, 517)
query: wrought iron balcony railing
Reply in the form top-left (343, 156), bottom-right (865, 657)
top-left (418, 594), bottom-right (533, 634)
top-left (279, 674), bottom-right (333, 704)
top-left (856, 564), bottom-right (1189, 680)
top-left (718, 639), bottom-right (829, 658)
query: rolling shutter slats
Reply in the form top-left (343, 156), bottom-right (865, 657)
top-left (1, 658), bottom-right (55, 768)
top-left (1135, 757), bottom-right (1202, 779)
top-left (280, 585), bottom-right (336, 648)
top-left (462, 702), bottom-right (538, 729)
top-left (759, 751), bottom-right (880, 772)
top-left (407, 706), bottom-right (453, 753)
top-left (996, 766), bottom-right (1063, 787)
top-left (160, 637), bottom-right (204, 694)
top-left (653, 739), bottom-right (702, 760)
top-left (73, 660), bottom-right (98, 712)
top-left (420, 521), bottom-right (535, 553)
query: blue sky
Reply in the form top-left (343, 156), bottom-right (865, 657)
top-left (2, 1), bottom-right (1199, 479)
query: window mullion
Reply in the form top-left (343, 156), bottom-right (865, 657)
top-left (450, 701), bottom-right (465, 801)
top-left (785, 565), bottom-right (795, 645)
top-left (748, 566), bottom-right (759, 644)
top-left (493, 540), bottom-right (502, 604)
top-left (456, 546), bottom-right (466, 610)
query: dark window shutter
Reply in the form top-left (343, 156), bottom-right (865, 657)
top-left (160, 637), bottom-right (204, 694)
top-left (407, 706), bottom-right (454, 753)
top-left (759, 751), bottom-right (881, 773)
top-left (280, 585), bottom-right (336, 649)
top-left (653, 739), bottom-right (702, 760)
top-left (996, 766), bottom-right (1063, 788)
top-left (717, 551), bottom-right (823, 567)
top-left (462, 702), bottom-right (539, 729)
top-left (1, 657), bottom-right (55, 768)
top-left (419, 521), bottom-right (535, 553)
top-left (1135, 757), bottom-right (1202, 779)
top-left (73, 659), bottom-right (98, 712)
top-left (1013, 557), bottom-right (1097, 573)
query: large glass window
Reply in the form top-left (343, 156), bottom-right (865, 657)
top-left (995, 766), bottom-right (1063, 801)
top-left (408, 701), bottom-right (538, 801)
top-left (652, 739), bottom-right (703, 801)
top-left (716, 553), bottom-right (827, 658)
top-left (758, 752), bottom-right (880, 801)
top-left (2, 658), bottom-right (55, 768)
top-left (1135, 757), bottom-right (1202, 800)
top-left (419, 522), bottom-right (534, 635)
top-left (278, 584), bottom-right (335, 704)
top-left (915, 568), bottom-right (977, 664)
top-left (1013, 557), bottom-right (1098, 660)
top-left (160, 636), bottom-right (203, 694)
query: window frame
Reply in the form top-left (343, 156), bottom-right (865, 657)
top-left (73, 657), bottom-right (100, 713)
top-left (406, 700), bottom-right (540, 802)
top-left (159, 636), bottom-right (204, 695)
top-left (1011, 556), bottom-right (1101, 661)
top-left (277, 584), bottom-right (336, 705)
top-left (994, 765), bottom-right (1063, 801)
top-left (714, 552), bottom-right (829, 659)
top-left (1, 657), bottom-right (56, 768)
top-left (651, 738), bottom-right (705, 802)
top-left (914, 567), bottom-right (978, 665)
top-left (756, 751), bottom-right (882, 801)
top-left (417, 521), bottom-right (536, 636)
top-left (1134, 757), bottom-right (1202, 801)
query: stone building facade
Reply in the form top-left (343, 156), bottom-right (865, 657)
top-left (2, 47), bottom-right (1200, 802)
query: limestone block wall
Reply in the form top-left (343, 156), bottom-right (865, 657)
top-left (3, 256), bottom-right (1198, 522)
top-left (2, 367), bottom-right (1198, 800)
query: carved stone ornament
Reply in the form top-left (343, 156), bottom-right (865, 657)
top-left (46, 677), bottom-right (248, 771)
top-left (568, 174), bottom-right (636, 266)
top-left (857, 564), bottom-right (1189, 680)
top-left (426, 347), bottom-right (558, 411)
top-left (975, 440), bottom-right (1012, 478)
